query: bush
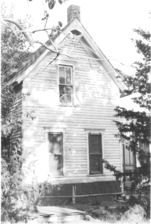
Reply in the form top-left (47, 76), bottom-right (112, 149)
top-left (1, 157), bottom-right (29, 222)
top-left (1, 155), bottom-right (58, 222)
top-left (121, 204), bottom-right (147, 223)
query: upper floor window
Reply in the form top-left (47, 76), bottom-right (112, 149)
top-left (59, 65), bottom-right (73, 105)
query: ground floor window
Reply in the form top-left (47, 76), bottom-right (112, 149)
top-left (88, 133), bottom-right (103, 174)
top-left (48, 132), bottom-right (63, 176)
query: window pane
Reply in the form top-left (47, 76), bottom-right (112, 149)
top-left (59, 85), bottom-right (73, 103)
top-left (48, 133), bottom-right (63, 154)
top-left (66, 67), bottom-right (72, 84)
top-left (89, 134), bottom-right (102, 154)
top-left (59, 67), bottom-right (66, 84)
top-left (129, 150), bottom-right (134, 165)
top-left (89, 133), bottom-right (103, 174)
top-left (54, 155), bottom-right (63, 175)
top-left (90, 155), bottom-right (102, 174)
top-left (48, 133), bottom-right (63, 176)
top-left (124, 147), bottom-right (129, 165)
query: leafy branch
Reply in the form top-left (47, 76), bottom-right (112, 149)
top-left (102, 159), bottom-right (123, 180)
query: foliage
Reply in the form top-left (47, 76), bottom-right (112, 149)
top-left (124, 31), bottom-right (151, 106)
top-left (81, 203), bottom-right (147, 223)
top-left (1, 2), bottom-right (66, 221)
top-left (115, 28), bottom-right (150, 171)
top-left (121, 204), bottom-right (147, 223)
top-left (28, 0), bottom-right (68, 9)
top-left (1, 21), bottom-right (27, 158)
top-left (1, 156), bottom-right (28, 222)
top-left (1, 24), bottom-right (31, 80)
top-left (103, 29), bottom-right (150, 217)
top-left (1, 21), bottom-right (30, 222)
top-left (113, 29), bottom-right (150, 216)
top-left (102, 159), bottom-right (123, 180)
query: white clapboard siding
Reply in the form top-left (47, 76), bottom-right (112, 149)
top-left (22, 35), bottom-right (122, 184)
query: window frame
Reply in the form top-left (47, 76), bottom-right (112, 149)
top-left (58, 64), bottom-right (74, 106)
top-left (86, 129), bottom-right (105, 175)
top-left (48, 131), bottom-right (64, 177)
top-left (44, 127), bottom-right (66, 176)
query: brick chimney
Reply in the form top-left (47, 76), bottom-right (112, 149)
top-left (67, 5), bottom-right (81, 23)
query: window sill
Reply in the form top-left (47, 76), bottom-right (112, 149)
top-left (88, 173), bottom-right (104, 177)
top-left (59, 103), bottom-right (75, 107)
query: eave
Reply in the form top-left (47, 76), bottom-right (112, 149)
top-left (6, 19), bottom-right (125, 92)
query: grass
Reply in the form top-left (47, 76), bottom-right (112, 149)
top-left (66, 198), bottom-right (150, 223)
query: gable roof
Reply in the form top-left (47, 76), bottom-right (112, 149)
top-left (7, 19), bottom-right (125, 91)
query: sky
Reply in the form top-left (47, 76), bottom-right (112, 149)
top-left (2, 0), bottom-right (151, 75)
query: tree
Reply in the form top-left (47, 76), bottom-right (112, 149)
top-left (1, 1), bottom-right (67, 221)
top-left (1, 22), bottom-right (30, 222)
top-left (1, 20), bottom-right (30, 157)
top-left (102, 29), bottom-right (150, 216)
top-left (1, 0), bottom-right (66, 160)
top-left (123, 29), bottom-right (151, 109)
top-left (113, 29), bottom-right (150, 215)
top-left (115, 29), bottom-right (150, 172)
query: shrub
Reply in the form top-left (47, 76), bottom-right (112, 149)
top-left (1, 157), bottom-right (29, 223)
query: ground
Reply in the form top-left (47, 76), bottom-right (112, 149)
top-left (23, 197), bottom-right (150, 223)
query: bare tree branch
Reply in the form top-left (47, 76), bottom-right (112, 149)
top-left (48, 52), bottom-right (60, 65)
top-left (32, 28), bottom-right (53, 33)
top-left (44, 14), bottom-right (49, 29)
top-left (34, 41), bottom-right (58, 54)
top-left (4, 19), bottom-right (59, 54)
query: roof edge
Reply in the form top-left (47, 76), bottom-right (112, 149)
top-left (7, 18), bottom-right (125, 92)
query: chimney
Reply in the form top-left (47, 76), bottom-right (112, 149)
top-left (67, 5), bottom-right (81, 23)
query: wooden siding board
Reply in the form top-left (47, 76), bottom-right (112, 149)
top-left (22, 35), bottom-right (122, 184)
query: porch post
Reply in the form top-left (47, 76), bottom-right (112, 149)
top-left (72, 184), bottom-right (76, 204)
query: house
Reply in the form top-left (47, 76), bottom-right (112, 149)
top-left (7, 5), bottom-right (125, 203)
